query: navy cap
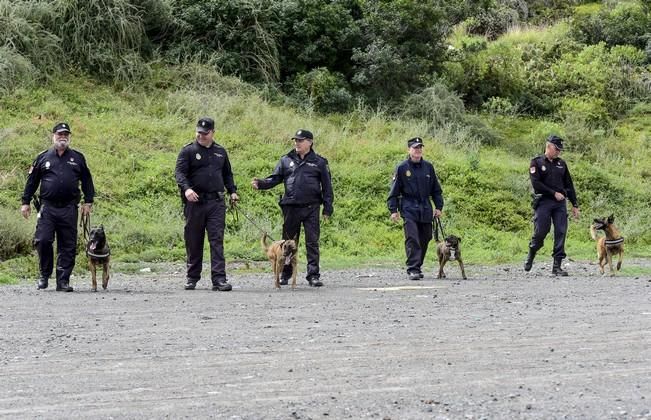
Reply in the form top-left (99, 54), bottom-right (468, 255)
top-left (52, 122), bottom-right (71, 134)
top-left (292, 129), bottom-right (313, 141)
top-left (407, 137), bottom-right (424, 148)
top-left (546, 135), bottom-right (564, 150)
top-left (196, 117), bottom-right (215, 133)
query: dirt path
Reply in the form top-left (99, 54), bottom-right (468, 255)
top-left (1, 261), bottom-right (650, 419)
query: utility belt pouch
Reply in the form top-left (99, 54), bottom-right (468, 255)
top-left (531, 193), bottom-right (543, 210)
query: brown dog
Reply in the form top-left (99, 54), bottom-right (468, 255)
top-left (261, 232), bottom-right (298, 288)
top-left (86, 225), bottom-right (110, 291)
top-left (590, 215), bottom-right (624, 275)
top-left (436, 235), bottom-right (467, 280)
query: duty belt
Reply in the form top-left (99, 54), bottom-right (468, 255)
top-left (199, 191), bottom-right (225, 201)
top-left (41, 199), bottom-right (76, 208)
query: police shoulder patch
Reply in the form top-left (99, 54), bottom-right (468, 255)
top-left (529, 166), bottom-right (536, 174)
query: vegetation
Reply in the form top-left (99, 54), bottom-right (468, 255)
top-left (1, 0), bottom-right (650, 282)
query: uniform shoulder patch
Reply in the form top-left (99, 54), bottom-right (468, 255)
top-left (530, 166), bottom-right (536, 174)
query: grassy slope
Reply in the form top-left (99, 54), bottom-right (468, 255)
top-left (1, 68), bottom-right (649, 280)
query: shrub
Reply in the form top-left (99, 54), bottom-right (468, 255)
top-left (290, 68), bottom-right (354, 114)
top-left (0, 207), bottom-right (33, 261)
top-left (401, 83), bottom-right (466, 127)
top-left (52, 0), bottom-right (150, 82)
top-left (571, 1), bottom-right (650, 50)
top-left (0, 47), bottom-right (35, 92)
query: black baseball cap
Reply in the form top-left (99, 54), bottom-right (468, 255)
top-left (407, 137), bottom-right (424, 148)
top-left (52, 122), bottom-right (71, 134)
top-left (546, 135), bottom-right (564, 150)
top-left (196, 117), bottom-right (215, 133)
top-left (292, 129), bottom-right (313, 140)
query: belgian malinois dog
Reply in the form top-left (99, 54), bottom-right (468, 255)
top-left (261, 232), bottom-right (298, 289)
top-left (86, 225), bottom-right (110, 291)
top-left (590, 215), bottom-right (624, 275)
top-left (436, 235), bottom-right (467, 280)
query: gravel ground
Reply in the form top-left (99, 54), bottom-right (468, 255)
top-left (1, 259), bottom-right (650, 419)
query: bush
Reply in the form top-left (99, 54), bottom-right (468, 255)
top-left (53, 0), bottom-right (150, 82)
top-left (571, 2), bottom-right (650, 50)
top-left (0, 207), bottom-right (33, 261)
top-left (0, 47), bottom-right (35, 92)
top-left (401, 83), bottom-right (466, 127)
top-left (290, 68), bottom-right (354, 114)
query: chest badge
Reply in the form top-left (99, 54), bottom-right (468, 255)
top-left (541, 165), bottom-right (546, 172)
top-left (405, 170), bottom-right (411, 177)
top-left (289, 161), bottom-right (295, 167)
top-left (45, 161), bottom-right (51, 169)
top-left (195, 153), bottom-right (202, 160)
top-left (70, 157), bottom-right (74, 162)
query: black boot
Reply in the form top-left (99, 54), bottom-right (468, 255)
top-left (36, 277), bottom-right (48, 290)
top-left (56, 282), bottom-right (74, 292)
top-left (524, 249), bottom-right (536, 272)
top-left (552, 258), bottom-right (568, 276)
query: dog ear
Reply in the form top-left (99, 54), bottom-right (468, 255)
top-left (593, 218), bottom-right (601, 224)
top-left (607, 214), bottom-right (614, 223)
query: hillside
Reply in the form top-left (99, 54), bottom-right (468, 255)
top-left (1, 1), bottom-right (650, 281)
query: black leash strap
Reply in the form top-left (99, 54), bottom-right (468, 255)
top-left (80, 211), bottom-right (91, 241)
top-left (433, 216), bottom-right (446, 242)
top-left (228, 199), bottom-right (275, 242)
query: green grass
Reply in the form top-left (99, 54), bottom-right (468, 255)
top-left (1, 70), bottom-right (650, 281)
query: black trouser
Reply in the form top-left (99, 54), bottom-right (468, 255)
top-left (184, 199), bottom-right (226, 284)
top-left (529, 198), bottom-right (568, 259)
top-left (404, 218), bottom-right (433, 274)
top-left (281, 204), bottom-right (321, 279)
top-left (34, 202), bottom-right (78, 285)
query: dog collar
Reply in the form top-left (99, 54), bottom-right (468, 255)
top-left (605, 237), bottom-right (624, 246)
top-left (87, 250), bottom-right (110, 258)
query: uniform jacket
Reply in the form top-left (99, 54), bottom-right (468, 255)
top-left (21, 147), bottom-right (94, 205)
top-left (175, 140), bottom-right (237, 198)
top-left (387, 158), bottom-right (443, 223)
top-left (256, 149), bottom-right (333, 216)
top-left (529, 154), bottom-right (578, 207)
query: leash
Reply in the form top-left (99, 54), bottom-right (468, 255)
top-left (433, 216), bottom-right (446, 242)
top-left (80, 211), bottom-right (91, 241)
top-left (228, 198), bottom-right (276, 241)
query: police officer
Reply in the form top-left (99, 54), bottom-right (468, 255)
top-left (175, 117), bottom-right (239, 291)
top-left (388, 137), bottom-right (444, 280)
top-left (20, 122), bottom-right (95, 292)
top-left (524, 135), bottom-right (580, 275)
top-left (251, 129), bottom-right (333, 287)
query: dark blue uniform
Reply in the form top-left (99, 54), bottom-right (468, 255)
top-left (257, 149), bottom-right (333, 282)
top-left (175, 140), bottom-right (237, 286)
top-left (22, 147), bottom-right (95, 288)
top-left (387, 158), bottom-right (443, 275)
top-left (528, 154), bottom-right (578, 259)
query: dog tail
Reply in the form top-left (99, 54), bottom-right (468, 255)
top-left (261, 232), bottom-right (270, 252)
top-left (589, 224), bottom-right (599, 241)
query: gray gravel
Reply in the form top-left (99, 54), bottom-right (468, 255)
top-left (1, 260), bottom-right (650, 419)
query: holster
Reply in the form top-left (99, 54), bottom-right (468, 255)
top-left (531, 194), bottom-right (543, 210)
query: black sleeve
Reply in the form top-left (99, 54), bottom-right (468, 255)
top-left (174, 147), bottom-right (192, 192)
top-left (320, 158), bottom-right (334, 216)
top-left (21, 156), bottom-right (42, 205)
top-left (430, 165), bottom-right (444, 210)
top-left (79, 153), bottom-right (95, 203)
top-left (529, 158), bottom-right (555, 197)
top-left (257, 159), bottom-right (285, 190)
top-left (564, 166), bottom-right (578, 207)
top-left (222, 149), bottom-right (237, 194)
top-left (387, 165), bottom-right (402, 213)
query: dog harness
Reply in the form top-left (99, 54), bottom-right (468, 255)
top-left (87, 249), bottom-right (110, 258)
top-left (605, 237), bottom-right (624, 247)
